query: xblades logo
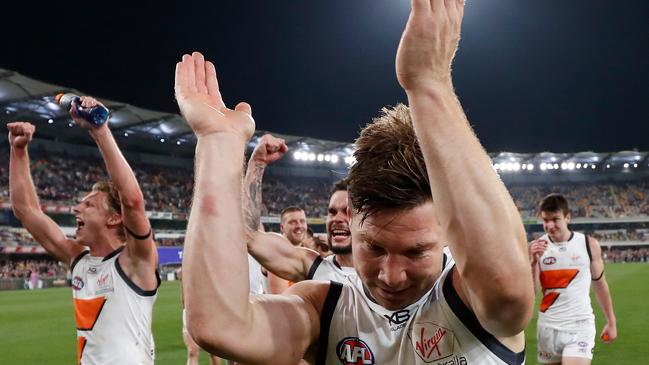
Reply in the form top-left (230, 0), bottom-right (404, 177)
top-left (384, 309), bottom-right (410, 326)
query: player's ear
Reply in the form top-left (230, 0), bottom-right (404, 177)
top-left (107, 213), bottom-right (123, 226)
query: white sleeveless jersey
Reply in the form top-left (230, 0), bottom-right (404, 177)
top-left (248, 254), bottom-right (265, 295)
top-left (307, 255), bottom-right (356, 282)
top-left (537, 231), bottom-right (595, 330)
top-left (70, 247), bottom-right (159, 365)
top-left (314, 262), bottom-right (524, 365)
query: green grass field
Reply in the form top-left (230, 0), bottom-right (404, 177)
top-left (1, 263), bottom-right (648, 364)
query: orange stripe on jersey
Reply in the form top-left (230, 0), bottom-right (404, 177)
top-left (77, 336), bottom-right (87, 365)
top-left (540, 269), bottom-right (579, 290)
top-left (539, 269), bottom-right (579, 312)
top-left (540, 292), bottom-right (560, 313)
top-left (74, 296), bottom-right (107, 330)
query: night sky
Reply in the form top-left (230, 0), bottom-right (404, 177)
top-left (3, 1), bottom-right (648, 153)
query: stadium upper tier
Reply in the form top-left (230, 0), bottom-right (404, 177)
top-left (0, 146), bottom-right (648, 221)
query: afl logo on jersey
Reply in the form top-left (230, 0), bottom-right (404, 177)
top-left (336, 337), bottom-right (375, 365)
top-left (543, 257), bottom-right (557, 265)
top-left (72, 276), bottom-right (84, 290)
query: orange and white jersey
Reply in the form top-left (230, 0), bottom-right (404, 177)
top-left (537, 231), bottom-right (595, 330)
top-left (70, 246), bottom-right (159, 365)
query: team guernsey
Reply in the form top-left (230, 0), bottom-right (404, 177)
top-left (536, 231), bottom-right (596, 362)
top-left (314, 262), bottom-right (525, 365)
top-left (537, 231), bottom-right (595, 330)
top-left (307, 255), bottom-right (356, 282)
top-left (70, 246), bottom-right (159, 365)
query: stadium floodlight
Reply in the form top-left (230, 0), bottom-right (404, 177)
top-left (331, 155), bottom-right (339, 164)
top-left (521, 164), bottom-right (527, 170)
top-left (176, 140), bottom-right (181, 145)
top-left (592, 164), bottom-right (596, 169)
top-left (324, 155), bottom-right (331, 162)
top-left (308, 153), bottom-right (316, 161)
top-left (583, 163), bottom-right (588, 168)
top-left (561, 163), bottom-right (568, 170)
top-left (68, 122), bottom-right (74, 127)
top-left (513, 163), bottom-right (521, 171)
top-left (624, 163), bottom-right (629, 168)
top-left (317, 154), bottom-right (324, 162)
top-left (160, 138), bottom-right (165, 143)
top-left (567, 162), bottom-right (575, 170)
top-left (528, 164), bottom-right (535, 171)
top-left (576, 163), bottom-right (582, 169)
top-left (47, 119), bottom-right (54, 124)
top-left (606, 164), bottom-right (611, 169)
top-left (494, 163), bottom-right (500, 170)
top-left (634, 163), bottom-right (638, 168)
top-left (293, 151), bottom-right (301, 160)
top-left (124, 132), bottom-right (129, 137)
top-left (553, 163), bottom-right (559, 169)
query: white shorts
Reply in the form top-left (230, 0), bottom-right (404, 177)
top-left (536, 324), bottom-right (595, 363)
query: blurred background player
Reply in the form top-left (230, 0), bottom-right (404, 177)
top-left (530, 193), bottom-right (617, 365)
top-left (8, 96), bottom-right (159, 365)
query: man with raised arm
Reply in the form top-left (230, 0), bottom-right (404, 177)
top-left (243, 134), bottom-right (355, 288)
top-left (179, 1), bottom-right (534, 363)
top-left (8, 97), bottom-right (159, 365)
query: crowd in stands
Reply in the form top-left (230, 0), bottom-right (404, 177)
top-left (0, 228), bottom-right (38, 247)
top-left (603, 247), bottom-right (649, 263)
top-left (0, 149), bottom-right (333, 217)
top-left (0, 259), bottom-right (67, 279)
top-left (510, 183), bottom-right (649, 219)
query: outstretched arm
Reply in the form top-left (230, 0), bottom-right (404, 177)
top-left (176, 52), bottom-right (322, 363)
top-left (70, 98), bottom-right (157, 288)
top-left (589, 237), bottom-right (617, 343)
top-left (396, 0), bottom-right (534, 337)
top-left (8, 122), bottom-right (84, 264)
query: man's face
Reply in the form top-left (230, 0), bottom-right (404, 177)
top-left (351, 201), bottom-right (444, 310)
top-left (73, 191), bottom-right (115, 245)
top-left (541, 210), bottom-right (571, 242)
top-left (326, 190), bottom-right (351, 254)
top-left (280, 210), bottom-right (307, 245)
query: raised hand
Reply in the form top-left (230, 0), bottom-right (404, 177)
top-left (69, 96), bottom-right (108, 131)
top-left (529, 239), bottom-right (548, 265)
top-left (174, 51), bottom-right (255, 140)
top-left (396, 0), bottom-right (465, 91)
top-left (7, 121), bottom-right (36, 149)
top-left (251, 134), bottom-right (288, 165)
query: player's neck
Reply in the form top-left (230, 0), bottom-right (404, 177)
top-left (87, 234), bottom-right (125, 257)
top-left (335, 252), bottom-right (354, 268)
top-left (550, 230), bottom-right (572, 243)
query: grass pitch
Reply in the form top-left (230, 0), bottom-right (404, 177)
top-left (1, 263), bottom-right (647, 364)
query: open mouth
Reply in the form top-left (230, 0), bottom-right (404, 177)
top-left (331, 228), bottom-right (351, 241)
top-left (76, 218), bottom-right (85, 230)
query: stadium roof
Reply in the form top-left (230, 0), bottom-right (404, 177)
top-left (1, 68), bottom-right (648, 171)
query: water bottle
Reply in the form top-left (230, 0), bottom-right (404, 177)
top-left (55, 93), bottom-right (109, 127)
